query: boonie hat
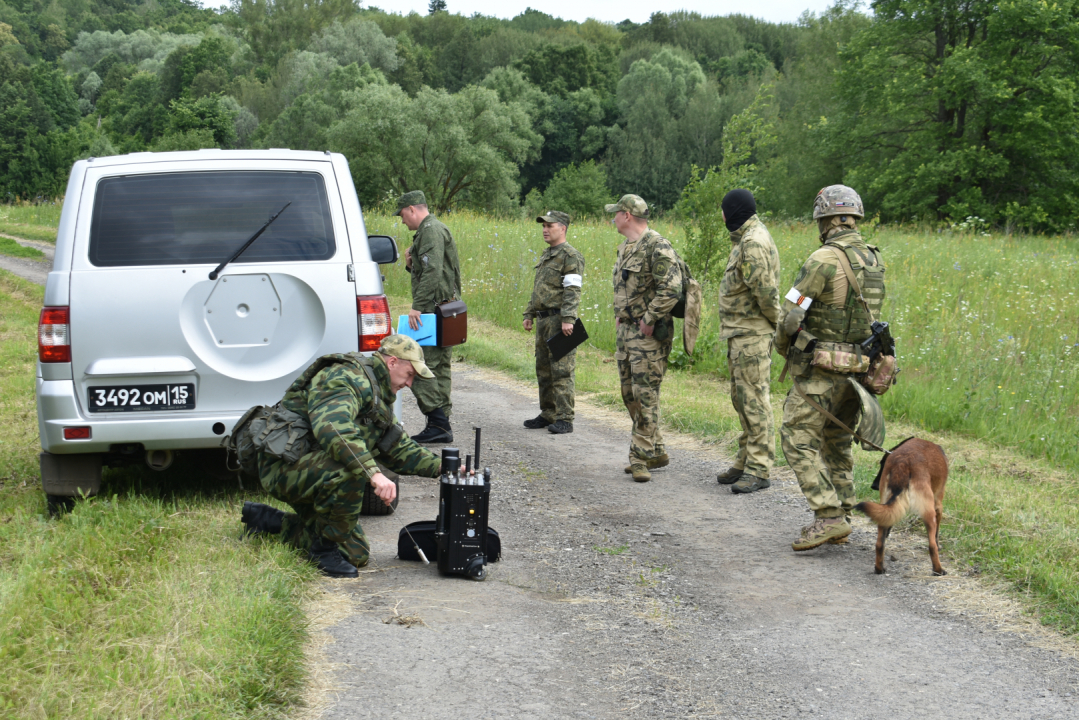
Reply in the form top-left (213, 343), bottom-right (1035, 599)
top-left (394, 190), bottom-right (427, 216)
top-left (536, 210), bottom-right (571, 227)
top-left (380, 335), bottom-right (435, 378)
top-left (605, 194), bottom-right (649, 218)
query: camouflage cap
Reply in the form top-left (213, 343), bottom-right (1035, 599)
top-left (536, 210), bottom-right (571, 227)
top-left (380, 334), bottom-right (435, 378)
top-left (604, 194), bottom-right (649, 218)
top-left (394, 190), bottom-right (427, 216)
top-left (813, 185), bottom-right (864, 220)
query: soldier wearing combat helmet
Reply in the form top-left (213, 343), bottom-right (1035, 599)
top-left (239, 335), bottom-right (443, 577)
top-left (607, 194), bottom-right (682, 483)
top-left (776, 185), bottom-right (886, 550)
top-left (522, 210), bottom-right (585, 434)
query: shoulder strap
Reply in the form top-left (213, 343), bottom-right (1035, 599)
top-left (825, 245), bottom-right (876, 323)
top-left (792, 379), bottom-right (889, 454)
top-left (354, 356), bottom-right (395, 428)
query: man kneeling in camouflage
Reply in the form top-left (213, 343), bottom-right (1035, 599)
top-left (240, 336), bottom-right (442, 577)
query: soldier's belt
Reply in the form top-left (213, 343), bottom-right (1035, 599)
top-left (534, 309), bottom-right (561, 318)
top-left (811, 341), bottom-right (870, 374)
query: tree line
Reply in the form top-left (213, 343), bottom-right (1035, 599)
top-left (2, 0), bottom-right (1077, 233)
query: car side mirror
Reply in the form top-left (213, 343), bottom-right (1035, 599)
top-left (368, 235), bottom-right (399, 265)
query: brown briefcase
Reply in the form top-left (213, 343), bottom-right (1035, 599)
top-left (436, 299), bottom-right (467, 347)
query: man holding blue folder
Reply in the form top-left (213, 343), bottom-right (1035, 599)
top-left (522, 210), bottom-right (584, 434)
top-left (397, 190), bottom-right (461, 444)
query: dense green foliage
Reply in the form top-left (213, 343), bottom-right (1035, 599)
top-left (2, 0), bottom-right (1078, 230)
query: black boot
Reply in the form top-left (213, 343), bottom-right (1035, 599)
top-left (307, 538), bottom-right (358, 578)
top-left (411, 407), bottom-right (453, 444)
top-left (241, 501), bottom-right (284, 536)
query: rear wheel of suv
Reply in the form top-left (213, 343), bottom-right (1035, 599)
top-left (46, 494), bottom-right (76, 517)
top-left (361, 465), bottom-right (399, 516)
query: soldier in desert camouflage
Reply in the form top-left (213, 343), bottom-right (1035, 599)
top-left (776, 185), bottom-right (886, 551)
top-left (607, 194), bottom-right (682, 483)
top-left (240, 335), bottom-right (442, 577)
top-left (715, 189), bottom-right (781, 494)
top-left (522, 210), bottom-right (584, 434)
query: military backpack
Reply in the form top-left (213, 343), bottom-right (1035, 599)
top-left (671, 251), bottom-right (703, 355)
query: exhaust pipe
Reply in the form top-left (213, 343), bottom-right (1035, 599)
top-left (145, 449), bottom-right (174, 472)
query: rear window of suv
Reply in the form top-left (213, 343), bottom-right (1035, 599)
top-left (88, 171), bottom-right (337, 267)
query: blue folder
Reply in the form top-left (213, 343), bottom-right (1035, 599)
top-left (396, 314), bottom-right (438, 346)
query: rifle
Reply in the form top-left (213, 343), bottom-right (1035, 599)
top-left (860, 321), bottom-right (895, 361)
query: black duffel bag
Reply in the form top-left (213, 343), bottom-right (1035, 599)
top-left (397, 520), bottom-right (501, 563)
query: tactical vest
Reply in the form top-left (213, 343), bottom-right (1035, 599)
top-left (803, 232), bottom-right (885, 345)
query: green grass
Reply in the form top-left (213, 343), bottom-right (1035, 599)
top-left (369, 211), bottom-right (1079, 474)
top-left (0, 236), bottom-right (45, 260)
top-left (1, 201), bottom-right (63, 228)
top-left (0, 270), bottom-right (315, 719)
top-left (0, 202), bottom-right (61, 243)
top-left (0, 223), bottom-right (57, 243)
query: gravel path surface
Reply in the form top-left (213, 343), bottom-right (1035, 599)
top-left (0, 234), bottom-right (53, 285)
top-left (315, 364), bottom-right (1079, 719)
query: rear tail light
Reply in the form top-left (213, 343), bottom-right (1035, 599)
top-left (357, 295), bottom-right (391, 351)
top-left (39, 306), bottom-right (71, 363)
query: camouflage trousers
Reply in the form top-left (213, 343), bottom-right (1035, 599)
top-left (616, 319), bottom-right (672, 462)
top-left (411, 345), bottom-right (452, 417)
top-left (727, 335), bottom-right (775, 479)
top-left (535, 314), bottom-right (576, 422)
top-left (779, 367), bottom-right (862, 519)
top-left (258, 448), bottom-right (371, 567)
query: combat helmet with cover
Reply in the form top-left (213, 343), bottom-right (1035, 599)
top-left (813, 185), bottom-right (864, 220)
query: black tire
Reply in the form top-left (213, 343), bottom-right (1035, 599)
top-left (46, 494), bottom-right (76, 517)
top-left (360, 465), bottom-right (399, 515)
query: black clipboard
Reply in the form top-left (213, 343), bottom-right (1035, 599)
top-left (546, 318), bottom-right (588, 362)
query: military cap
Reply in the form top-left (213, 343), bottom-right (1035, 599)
top-left (380, 334), bottom-right (435, 378)
top-left (536, 210), bottom-right (571, 227)
top-left (604, 194), bottom-right (649, 218)
top-left (394, 190), bottom-right (427, 216)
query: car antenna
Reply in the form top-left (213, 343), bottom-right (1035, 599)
top-left (209, 201), bottom-right (291, 280)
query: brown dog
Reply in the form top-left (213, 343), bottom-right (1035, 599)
top-left (855, 437), bottom-right (949, 576)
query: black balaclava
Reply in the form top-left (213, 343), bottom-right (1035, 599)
top-left (721, 189), bottom-right (757, 232)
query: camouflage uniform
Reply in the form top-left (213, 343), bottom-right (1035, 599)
top-left (407, 213), bottom-right (462, 416)
top-left (524, 226), bottom-right (584, 423)
top-left (777, 221), bottom-right (885, 521)
top-left (612, 227), bottom-right (682, 463)
top-left (258, 352), bottom-right (441, 567)
top-left (720, 214), bottom-right (781, 479)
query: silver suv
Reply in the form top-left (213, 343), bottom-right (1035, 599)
top-left (36, 149), bottom-right (399, 510)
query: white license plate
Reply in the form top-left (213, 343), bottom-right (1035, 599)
top-left (87, 383), bottom-right (196, 413)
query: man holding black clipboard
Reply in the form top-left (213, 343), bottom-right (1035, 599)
top-left (522, 210), bottom-right (585, 434)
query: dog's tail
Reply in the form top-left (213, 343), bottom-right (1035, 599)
top-left (855, 492), bottom-right (909, 528)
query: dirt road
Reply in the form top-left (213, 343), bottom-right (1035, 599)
top-left (0, 235), bottom-right (53, 286)
top-left (313, 364), bottom-right (1079, 719)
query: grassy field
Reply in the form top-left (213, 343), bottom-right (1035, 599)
top-left (0, 201), bottom-right (62, 243)
top-left (0, 236), bottom-right (46, 260)
top-left (368, 212), bottom-right (1079, 474)
top-left (0, 269), bottom-right (314, 718)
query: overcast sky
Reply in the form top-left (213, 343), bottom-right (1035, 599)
top-left (362, 0), bottom-right (840, 25)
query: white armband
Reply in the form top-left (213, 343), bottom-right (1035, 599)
top-left (785, 287), bottom-right (813, 310)
top-left (562, 274), bottom-right (583, 288)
